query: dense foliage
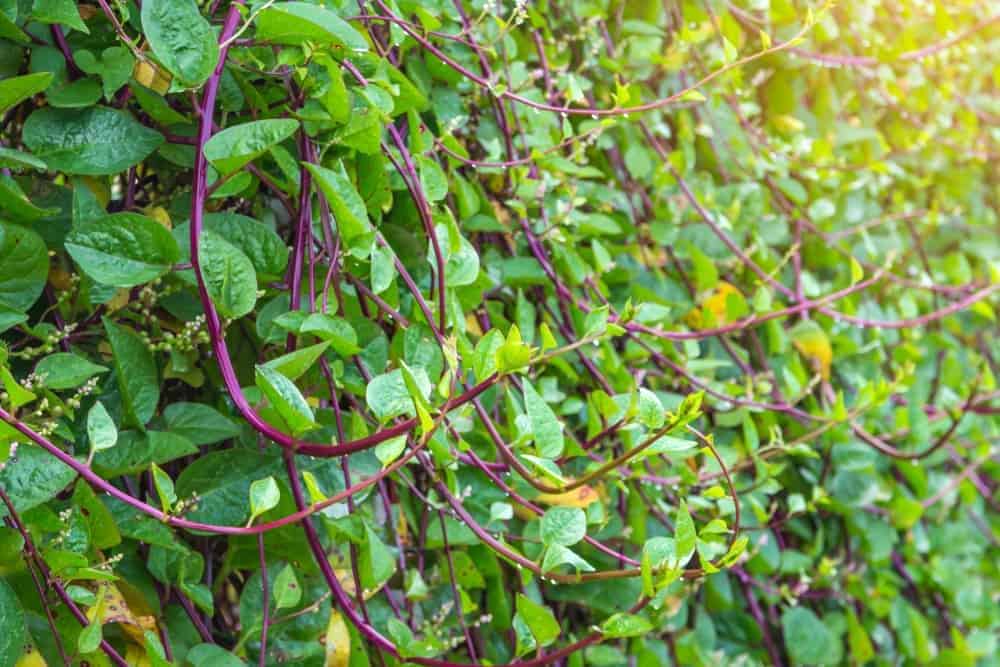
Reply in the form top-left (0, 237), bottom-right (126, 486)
top-left (0, 1), bottom-right (997, 665)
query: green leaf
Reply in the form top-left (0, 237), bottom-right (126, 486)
top-left (522, 379), bottom-right (564, 458)
top-left (71, 480), bottom-right (120, 550)
top-left (0, 366), bottom-right (33, 410)
top-left (417, 155), bottom-right (448, 202)
top-left (515, 594), bottom-right (559, 648)
top-left (175, 450), bottom-right (280, 527)
top-left (77, 620), bottom-right (102, 654)
top-left (198, 231), bottom-right (257, 319)
top-left (374, 435), bottom-right (407, 466)
top-left (305, 162), bottom-right (372, 255)
top-left (0, 222), bottom-right (49, 312)
top-left (103, 319), bottom-right (159, 428)
top-left (151, 462), bottom-right (176, 513)
top-left (180, 212), bottom-right (289, 277)
top-left (300, 313), bottom-right (361, 357)
top-left (690, 245), bottom-right (719, 291)
top-left (0, 10), bottom-right (29, 44)
top-left (272, 564), bottom-right (301, 611)
top-left (32, 0), bottom-right (88, 32)
top-left (0, 147), bottom-right (46, 171)
top-left (34, 352), bottom-right (108, 390)
top-left (248, 476), bottom-right (280, 523)
top-left (360, 524), bottom-right (396, 590)
top-left (87, 401), bottom-right (117, 453)
top-left (540, 506), bottom-right (586, 547)
top-left (496, 325), bottom-right (532, 374)
top-left (850, 256), bottom-right (863, 285)
top-left (92, 430), bottom-right (197, 477)
top-left (370, 244), bottom-right (396, 294)
top-left (678, 89), bottom-right (706, 103)
top-left (366, 367), bottom-right (431, 422)
top-left (601, 612), bottom-right (653, 638)
top-left (0, 527), bottom-right (24, 564)
top-left (264, 341), bottom-right (331, 381)
top-left (636, 388), bottom-right (665, 429)
top-left (316, 53), bottom-right (349, 122)
top-left (541, 544), bottom-right (594, 573)
top-left (66, 213), bottom-right (180, 287)
top-left (76, 46), bottom-right (134, 100)
top-left (203, 119), bottom-right (299, 175)
top-left (400, 361), bottom-right (434, 433)
top-left (782, 606), bottom-right (836, 665)
top-left (162, 403), bottom-right (240, 445)
top-left (0, 72), bottom-right (54, 114)
top-left (674, 502), bottom-right (696, 565)
top-left (22, 106), bottom-right (164, 175)
top-left (255, 364), bottom-right (318, 436)
top-left (0, 444), bottom-right (76, 518)
top-left (0, 176), bottom-right (57, 222)
top-left (141, 0), bottom-right (219, 87)
top-left (186, 643), bottom-right (248, 667)
top-left (847, 609), bottom-right (875, 663)
top-left (0, 578), bottom-right (26, 667)
top-left (256, 2), bottom-right (369, 52)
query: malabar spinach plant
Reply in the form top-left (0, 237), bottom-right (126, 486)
top-left (0, 1), bottom-right (997, 666)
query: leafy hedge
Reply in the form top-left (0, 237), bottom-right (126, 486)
top-left (0, 1), bottom-right (997, 666)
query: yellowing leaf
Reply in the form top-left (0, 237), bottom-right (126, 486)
top-left (48, 266), bottom-right (73, 291)
top-left (145, 206), bottom-right (172, 229)
top-left (124, 644), bottom-right (152, 667)
top-left (334, 568), bottom-right (383, 600)
top-left (686, 281), bottom-right (743, 329)
top-left (790, 320), bottom-right (832, 380)
top-left (773, 114), bottom-right (805, 134)
top-left (324, 609), bottom-right (351, 667)
top-left (534, 485), bottom-right (600, 509)
top-left (133, 59), bottom-right (172, 95)
top-left (15, 647), bottom-right (46, 667)
top-left (106, 289), bottom-right (132, 313)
